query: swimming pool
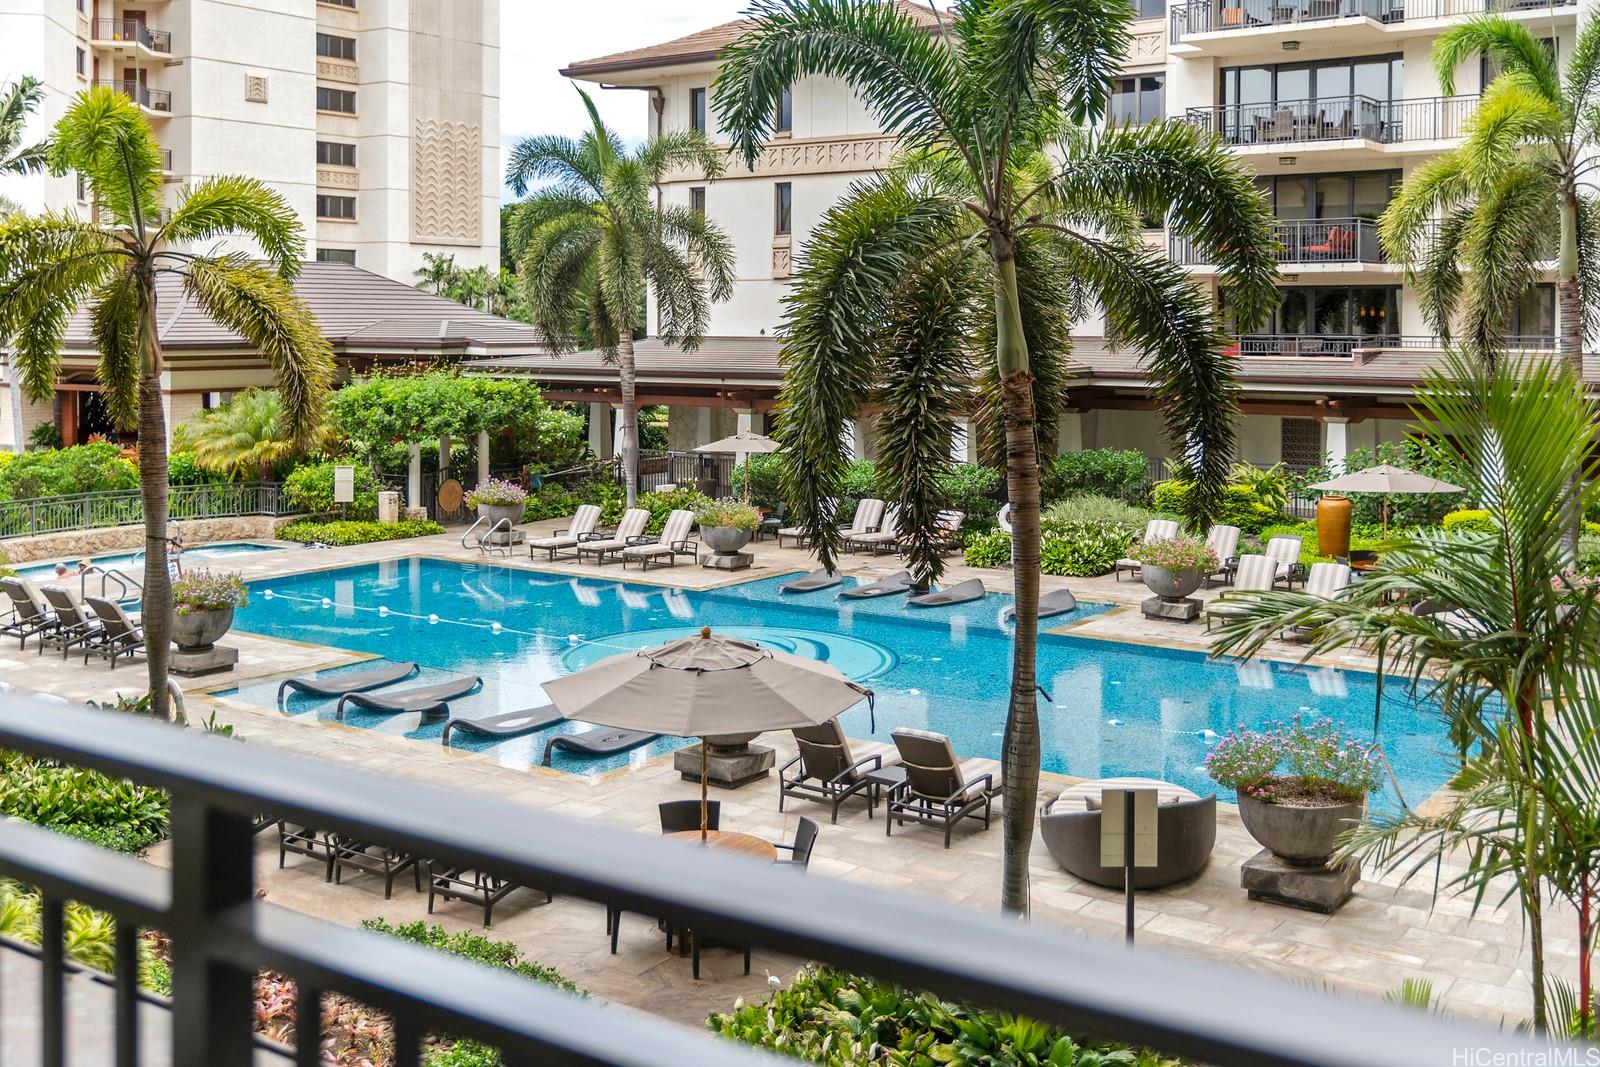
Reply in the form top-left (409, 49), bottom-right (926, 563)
top-left (16, 541), bottom-right (281, 583)
top-left (220, 557), bottom-right (1450, 798)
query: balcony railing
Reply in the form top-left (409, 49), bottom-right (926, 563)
top-left (159, 147), bottom-right (173, 171)
top-left (1171, 0), bottom-right (1572, 38)
top-left (93, 79), bottom-right (171, 113)
top-left (1186, 95), bottom-right (1478, 146)
top-left (0, 699), bottom-right (1541, 1065)
top-left (1229, 332), bottom-right (1558, 356)
top-left (0, 482), bottom-right (287, 540)
top-left (90, 18), bottom-right (171, 53)
top-left (1174, 216), bottom-right (1392, 266)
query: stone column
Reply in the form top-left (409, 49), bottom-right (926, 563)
top-left (847, 420), bottom-right (865, 460)
top-left (1324, 418), bottom-right (1349, 474)
top-left (1057, 411), bottom-right (1084, 454)
top-left (476, 429), bottom-right (491, 485)
top-left (696, 406), bottom-right (712, 447)
top-left (950, 421), bottom-right (970, 463)
top-left (406, 444), bottom-right (422, 510)
top-left (587, 401), bottom-right (610, 457)
top-left (438, 436), bottom-right (451, 478)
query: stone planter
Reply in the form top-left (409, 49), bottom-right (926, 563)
top-left (172, 605), bottom-right (234, 652)
top-left (1141, 565), bottom-right (1204, 601)
top-left (475, 503), bottom-right (524, 544)
top-left (1237, 792), bottom-right (1364, 868)
top-left (700, 525), bottom-right (753, 556)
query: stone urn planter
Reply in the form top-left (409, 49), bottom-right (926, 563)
top-left (476, 503), bottom-right (524, 544)
top-left (1236, 793), bottom-right (1364, 868)
top-left (172, 606), bottom-right (234, 652)
top-left (700, 525), bottom-right (753, 556)
top-left (1141, 565), bottom-right (1205, 602)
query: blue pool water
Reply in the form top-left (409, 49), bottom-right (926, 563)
top-left (219, 557), bottom-right (1451, 799)
top-left (17, 541), bottom-right (280, 583)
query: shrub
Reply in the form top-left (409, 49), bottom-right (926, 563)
top-left (27, 422), bottom-right (63, 451)
top-left (1257, 521), bottom-right (1389, 564)
top-left (276, 519), bottom-right (443, 546)
top-left (0, 750), bottom-right (169, 854)
top-left (638, 487), bottom-right (712, 533)
top-left (0, 883), bottom-right (168, 991)
top-left (282, 460), bottom-right (380, 518)
top-left (731, 453), bottom-right (785, 512)
top-left (1042, 494), bottom-right (1161, 534)
top-left (586, 477), bottom-right (630, 526)
top-left (1206, 716), bottom-right (1382, 804)
top-left (963, 528), bottom-right (1012, 568)
top-left (167, 450), bottom-right (232, 486)
top-left (1580, 532), bottom-right (1600, 576)
top-left (1151, 480), bottom-right (1281, 533)
top-left (0, 443), bottom-right (138, 500)
top-left (1040, 521), bottom-right (1134, 577)
top-left (838, 459), bottom-right (881, 515)
top-left (1442, 508), bottom-right (1495, 535)
top-left (1041, 448), bottom-right (1150, 502)
top-left (522, 483), bottom-right (581, 523)
top-left (935, 463), bottom-right (1001, 525)
top-left (464, 476), bottom-right (528, 509)
top-left (695, 498), bottom-right (761, 532)
top-left (172, 570), bottom-right (247, 614)
top-left (1295, 440), bottom-right (1469, 527)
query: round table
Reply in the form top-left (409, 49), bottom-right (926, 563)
top-left (667, 830), bottom-right (777, 862)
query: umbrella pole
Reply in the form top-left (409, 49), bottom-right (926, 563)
top-left (700, 738), bottom-right (709, 843)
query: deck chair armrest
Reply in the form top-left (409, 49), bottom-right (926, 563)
top-left (779, 753), bottom-right (804, 774)
top-left (577, 532), bottom-right (609, 543)
top-left (553, 526), bottom-right (571, 536)
top-left (671, 538), bottom-right (697, 552)
top-left (959, 773), bottom-right (995, 800)
top-left (831, 753), bottom-right (882, 785)
top-left (625, 535), bottom-right (657, 547)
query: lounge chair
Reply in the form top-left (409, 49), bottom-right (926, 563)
top-left (427, 863), bottom-right (547, 926)
top-left (540, 727), bottom-right (657, 765)
top-left (906, 577), bottom-right (985, 608)
top-left (527, 504), bottom-right (603, 562)
top-left (838, 569), bottom-right (914, 600)
top-left (1285, 562), bottom-right (1351, 640)
top-left (276, 660), bottom-right (419, 707)
top-left (1205, 553), bottom-right (1277, 631)
top-left (776, 499), bottom-right (836, 549)
top-left (931, 510), bottom-right (966, 554)
top-left (441, 706), bottom-right (565, 747)
top-left (1262, 535), bottom-right (1307, 589)
top-left (844, 505), bottom-right (901, 555)
top-left (774, 817), bottom-right (819, 869)
top-left (38, 587), bottom-right (102, 659)
top-left (576, 508), bottom-right (650, 566)
top-left (1113, 519), bottom-right (1180, 581)
top-left (82, 596), bottom-right (143, 668)
top-left (334, 675), bottom-right (483, 720)
top-left (1202, 524), bottom-right (1242, 587)
top-left (780, 569), bottom-right (843, 594)
top-left (621, 508), bottom-right (698, 571)
top-left (1040, 777), bottom-right (1216, 889)
top-left (277, 823), bottom-right (335, 881)
top-left (329, 834), bottom-right (419, 899)
top-left (1002, 587), bottom-right (1077, 622)
top-left (0, 577), bottom-right (58, 650)
top-left (884, 728), bottom-right (1001, 848)
top-left (778, 719), bottom-right (888, 823)
top-left (838, 498), bottom-right (886, 542)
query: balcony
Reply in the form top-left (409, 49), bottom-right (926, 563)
top-left (93, 79), bottom-right (172, 115)
top-left (1174, 217), bottom-right (1396, 268)
top-left (1186, 95), bottom-right (1477, 149)
top-left (1229, 332), bottom-right (1557, 357)
top-left (90, 18), bottom-right (172, 54)
top-left (1170, 0), bottom-right (1573, 50)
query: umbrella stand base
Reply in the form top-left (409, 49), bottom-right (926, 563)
top-left (674, 742), bottom-right (775, 789)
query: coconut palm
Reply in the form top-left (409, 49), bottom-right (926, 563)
top-left (1209, 350), bottom-right (1600, 1030)
top-left (186, 389), bottom-right (328, 481)
top-left (0, 76), bottom-right (48, 185)
top-left (0, 88), bottom-right (333, 718)
top-left (505, 87), bottom-right (736, 506)
top-left (714, 0), bottom-right (1279, 914)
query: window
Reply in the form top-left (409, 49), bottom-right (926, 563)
top-left (320, 0), bottom-right (357, 7)
top-left (76, 48), bottom-right (85, 76)
top-left (776, 86), bottom-right (793, 132)
top-left (1137, 0), bottom-right (1165, 17)
top-left (1512, 285), bottom-right (1555, 338)
top-left (317, 141), bottom-right (356, 167)
top-left (316, 86), bottom-right (356, 114)
top-left (75, 173), bottom-right (87, 202)
top-left (1110, 74), bottom-right (1165, 125)
top-left (1254, 170), bottom-right (1398, 221)
top-left (316, 33), bottom-right (356, 61)
top-left (1281, 418), bottom-right (1321, 469)
top-left (1221, 55), bottom-right (1402, 141)
top-left (316, 194), bottom-right (356, 220)
top-left (1255, 285), bottom-right (1399, 336)
top-left (316, 248), bottom-right (357, 265)
top-left (774, 182), bottom-right (792, 235)
top-left (690, 87), bottom-right (706, 133)
top-left (689, 187), bottom-right (705, 215)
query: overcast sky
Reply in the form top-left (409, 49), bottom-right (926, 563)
top-left (500, 0), bottom-right (746, 200)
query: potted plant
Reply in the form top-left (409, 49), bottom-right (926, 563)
top-left (694, 499), bottom-right (761, 555)
top-left (171, 570), bottom-right (248, 651)
top-left (1207, 716), bottom-right (1380, 867)
top-left (1134, 537), bottom-right (1218, 602)
top-left (465, 477), bottom-right (528, 536)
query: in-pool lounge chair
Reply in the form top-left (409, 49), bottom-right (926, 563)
top-left (906, 577), bottom-right (985, 608)
top-left (844, 505), bottom-right (901, 555)
top-left (82, 596), bottom-right (143, 668)
top-left (0, 577), bottom-right (58, 650)
top-left (527, 504), bottom-right (603, 562)
top-left (541, 727), bottom-right (657, 765)
top-left (277, 660), bottom-right (420, 706)
top-left (621, 508), bottom-right (698, 571)
top-left (838, 569), bottom-right (914, 600)
top-left (1114, 519), bottom-right (1180, 581)
top-left (779, 719), bottom-right (890, 823)
top-left (334, 675), bottom-right (482, 720)
top-left (1204, 553), bottom-right (1276, 631)
top-left (442, 706), bottom-right (565, 747)
top-left (38, 587), bottom-right (102, 659)
top-left (1002, 587), bottom-right (1077, 622)
top-left (884, 729), bottom-right (1001, 848)
top-left (1202, 524), bottom-right (1242, 587)
top-left (576, 508), bottom-right (650, 566)
top-left (780, 569), bottom-right (843, 594)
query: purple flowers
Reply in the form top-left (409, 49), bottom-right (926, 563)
top-left (172, 570), bottom-right (247, 615)
top-left (1206, 715), bottom-right (1380, 803)
top-left (464, 477), bottom-right (528, 509)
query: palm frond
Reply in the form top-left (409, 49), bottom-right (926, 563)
top-left (46, 87), bottom-right (164, 232)
top-left (159, 177), bottom-right (305, 276)
top-left (0, 212), bottom-right (125, 399)
top-left (1455, 165), bottom-right (1558, 354)
top-left (89, 271), bottom-right (142, 429)
top-left (1434, 14), bottom-right (1561, 100)
top-left (638, 129), bottom-right (727, 185)
top-left (970, 0), bottom-right (1133, 126)
top-left (518, 210), bottom-right (605, 350)
top-left (1459, 76), bottom-right (1565, 183)
top-left (0, 76), bottom-right (47, 176)
top-left (504, 131), bottom-right (608, 199)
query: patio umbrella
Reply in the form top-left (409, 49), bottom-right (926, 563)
top-left (694, 431), bottom-right (781, 501)
top-left (541, 626), bottom-right (874, 839)
top-left (1307, 463), bottom-right (1465, 537)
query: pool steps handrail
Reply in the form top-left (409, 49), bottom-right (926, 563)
top-left (80, 567), bottom-right (141, 604)
top-left (461, 516), bottom-right (515, 558)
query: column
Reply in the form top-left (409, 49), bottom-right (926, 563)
top-left (1057, 411), bottom-right (1084, 454)
top-left (736, 411), bottom-right (753, 436)
top-left (696, 406), bottom-right (712, 447)
top-left (612, 406), bottom-right (625, 459)
top-left (476, 429), bottom-right (491, 485)
top-left (587, 401), bottom-right (610, 457)
top-left (1324, 418), bottom-right (1349, 474)
top-left (406, 443), bottom-right (422, 510)
top-left (950, 421), bottom-right (970, 463)
top-left (437, 436), bottom-right (451, 480)
top-left (847, 420), bottom-right (866, 461)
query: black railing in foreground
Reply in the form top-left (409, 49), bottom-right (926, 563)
top-left (0, 700), bottom-right (1549, 1066)
top-left (0, 482), bottom-right (287, 539)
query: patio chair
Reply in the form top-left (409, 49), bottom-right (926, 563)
top-left (277, 823), bottom-right (335, 881)
top-left (1205, 554), bottom-right (1277, 631)
top-left (1285, 562), bottom-right (1352, 639)
top-left (0, 577), bottom-right (58, 651)
top-left (1307, 225), bottom-right (1356, 259)
top-left (527, 504), bottom-right (603, 562)
top-left (774, 817), bottom-right (819, 870)
top-left (1114, 519), bottom-right (1180, 581)
top-left (81, 596), bottom-right (144, 669)
top-left (576, 507), bottom-right (650, 565)
top-left (1202, 524), bottom-right (1242, 587)
top-left (329, 834), bottom-right (419, 899)
top-left (931, 510), bottom-right (966, 554)
top-left (776, 499), bottom-right (836, 549)
top-left (884, 729), bottom-right (1001, 849)
top-left (621, 508), bottom-right (698, 571)
top-left (38, 586), bottom-right (102, 659)
top-left (1040, 778), bottom-right (1216, 889)
top-left (844, 504), bottom-right (901, 554)
top-left (1263, 535), bottom-right (1307, 589)
top-left (659, 799), bottom-right (721, 833)
top-left (778, 719), bottom-right (887, 823)
top-left (426, 862), bottom-right (547, 926)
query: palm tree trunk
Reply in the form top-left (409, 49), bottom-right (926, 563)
top-left (1558, 191), bottom-right (1583, 561)
top-left (138, 279), bottom-right (173, 720)
top-left (992, 235), bottom-right (1041, 918)
top-left (618, 331), bottom-right (639, 507)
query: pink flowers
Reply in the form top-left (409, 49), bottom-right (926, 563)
top-left (1131, 536), bottom-right (1219, 573)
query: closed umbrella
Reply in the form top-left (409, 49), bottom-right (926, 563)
top-left (695, 431), bottom-right (781, 501)
top-left (541, 626), bottom-right (873, 838)
top-left (1307, 463), bottom-right (1465, 537)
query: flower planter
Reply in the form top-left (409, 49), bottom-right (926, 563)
top-left (476, 503), bottom-right (524, 544)
top-left (1236, 792), bottom-right (1364, 868)
top-left (700, 525), bottom-right (753, 556)
top-left (172, 605), bottom-right (234, 652)
top-left (1141, 565), bottom-right (1204, 601)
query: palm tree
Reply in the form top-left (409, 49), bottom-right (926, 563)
top-left (187, 389), bottom-right (327, 481)
top-left (505, 87), bottom-right (736, 506)
top-left (1210, 351), bottom-right (1600, 1030)
top-left (0, 76), bottom-right (48, 187)
top-left (414, 251), bottom-right (458, 297)
top-left (715, 0), bottom-right (1279, 914)
top-left (0, 88), bottom-right (333, 718)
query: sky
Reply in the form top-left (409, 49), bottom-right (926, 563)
top-left (499, 0), bottom-right (747, 200)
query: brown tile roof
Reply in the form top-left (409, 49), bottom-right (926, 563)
top-left (62, 263), bottom-right (544, 357)
top-left (472, 337), bottom-right (788, 384)
top-left (562, 2), bottom-right (945, 78)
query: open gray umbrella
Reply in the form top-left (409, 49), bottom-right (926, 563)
top-left (695, 431), bottom-right (781, 501)
top-left (541, 626), bottom-right (873, 838)
top-left (1307, 463), bottom-right (1465, 536)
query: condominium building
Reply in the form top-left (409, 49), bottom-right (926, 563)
top-left (479, 0), bottom-right (1580, 474)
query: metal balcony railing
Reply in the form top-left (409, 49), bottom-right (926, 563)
top-left (90, 18), bottom-right (172, 53)
top-left (0, 482), bottom-right (287, 540)
top-left (93, 78), bottom-right (172, 113)
top-left (0, 699), bottom-right (1544, 1065)
top-left (1227, 332), bottom-right (1558, 356)
top-left (1171, 0), bottom-right (1572, 38)
top-left (1185, 95), bottom-right (1477, 146)
top-left (1173, 217), bottom-right (1392, 266)
top-left (159, 148), bottom-right (173, 171)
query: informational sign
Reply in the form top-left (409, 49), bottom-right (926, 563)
top-left (333, 465), bottom-right (356, 505)
top-left (1099, 788), bottom-right (1159, 868)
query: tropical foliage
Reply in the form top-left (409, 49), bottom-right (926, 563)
top-left (0, 749), bottom-right (169, 854)
top-left (171, 570), bottom-right (247, 614)
top-left (275, 519), bottom-right (443, 546)
top-left (415, 252), bottom-right (525, 320)
top-left (0, 76), bottom-right (47, 216)
top-left (184, 389), bottom-right (328, 480)
top-left (1291, 440), bottom-right (1469, 527)
top-left (0, 442), bottom-right (137, 500)
top-left (1042, 448), bottom-right (1151, 503)
top-left (282, 460), bottom-right (380, 518)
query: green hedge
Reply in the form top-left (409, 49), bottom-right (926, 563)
top-left (1042, 448), bottom-right (1150, 502)
top-left (1150, 481), bottom-right (1281, 533)
top-left (1256, 521), bottom-right (1388, 564)
top-left (1441, 508), bottom-right (1495, 535)
top-left (282, 460), bottom-right (380, 518)
top-left (0, 443), bottom-right (138, 501)
top-left (964, 521), bottom-right (1133, 576)
top-left (276, 519), bottom-right (443, 546)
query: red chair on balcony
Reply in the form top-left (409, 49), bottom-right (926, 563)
top-left (1305, 225), bottom-right (1355, 258)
